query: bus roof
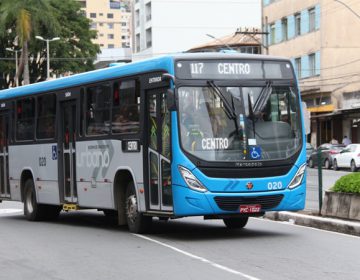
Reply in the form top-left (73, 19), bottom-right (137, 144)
top-left (0, 53), bottom-right (291, 101)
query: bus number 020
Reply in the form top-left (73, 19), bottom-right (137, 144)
top-left (267, 181), bottom-right (282, 190)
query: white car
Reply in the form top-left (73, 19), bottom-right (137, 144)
top-left (333, 144), bottom-right (360, 172)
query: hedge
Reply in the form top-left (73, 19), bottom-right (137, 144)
top-left (331, 173), bottom-right (360, 194)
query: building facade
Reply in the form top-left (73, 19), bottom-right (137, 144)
top-left (78, 0), bottom-right (132, 49)
top-left (133, 0), bottom-right (261, 60)
top-left (262, 0), bottom-right (360, 146)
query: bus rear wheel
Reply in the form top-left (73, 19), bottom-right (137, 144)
top-left (223, 217), bottom-right (249, 229)
top-left (125, 181), bottom-right (152, 233)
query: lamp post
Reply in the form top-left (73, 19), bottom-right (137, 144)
top-left (35, 36), bottom-right (60, 80)
top-left (5, 48), bottom-right (21, 87)
top-left (205, 33), bottom-right (234, 51)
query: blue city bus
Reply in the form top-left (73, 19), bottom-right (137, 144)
top-left (0, 53), bottom-right (306, 233)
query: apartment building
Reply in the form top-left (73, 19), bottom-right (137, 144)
top-left (133, 0), bottom-right (261, 60)
top-left (263, 0), bottom-right (360, 145)
top-left (78, 0), bottom-right (132, 49)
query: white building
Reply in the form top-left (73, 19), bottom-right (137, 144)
top-left (133, 0), bottom-right (261, 60)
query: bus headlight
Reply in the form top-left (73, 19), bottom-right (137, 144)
top-left (178, 166), bottom-right (207, 193)
top-left (288, 163), bottom-right (306, 189)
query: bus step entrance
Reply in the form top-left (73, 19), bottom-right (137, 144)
top-left (62, 204), bottom-right (79, 211)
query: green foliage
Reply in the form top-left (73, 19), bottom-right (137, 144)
top-left (0, 0), bottom-right (100, 87)
top-left (331, 173), bottom-right (360, 194)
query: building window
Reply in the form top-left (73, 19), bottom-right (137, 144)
top-left (281, 17), bottom-right (288, 41)
top-left (79, 1), bottom-right (86, 8)
top-left (90, 13), bottom-right (96, 18)
top-left (108, 44), bottom-right (115, 48)
top-left (145, 2), bottom-right (152, 21)
top-left (309, 53), bottom-right (316, 76)
top-left (107, 13), bottom-right (114, 19)
top-left (295, 57), bottom-right (301, 78)
top-left (309, 8), bottom-right (316, 32)
top-left (136, 33), bottom-right (140, 52)
top-left (108, 23), bottom-right (114, 29)
top-left (270, 23), bottom-right (275, 45)
top-left (99, 13), bottom-right (103, 16)
top-left (108, 34), bottom-right (114, 39)
top-left (295, 13), bottom-right (301, 36)
top-left (99, 23), bottom-right (103, 27)
top-left (146, 28), bottom-right (152, 48)
top-left (135, 10), bottom-right (140, 27)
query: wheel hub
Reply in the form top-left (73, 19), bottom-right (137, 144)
top-left (126, 195), bottom-right (138, 224)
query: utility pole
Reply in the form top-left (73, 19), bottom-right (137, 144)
top-left (35, 36), bottom-right (60, 80)
top-left (5, 48), bottom-right (21, 87)
top-left (235, 28), bottom-right (269, 55)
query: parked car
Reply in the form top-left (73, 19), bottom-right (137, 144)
top-left (306, 143), bottom-right (314, 162)
top-left (333, 144), bottom-right (360, 172)
top-left (308, 143), bottom-right (345, 169)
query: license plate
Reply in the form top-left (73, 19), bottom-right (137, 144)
top-left (239, 204), bottom-right (261, 213)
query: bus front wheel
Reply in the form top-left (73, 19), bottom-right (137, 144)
top-left (223, 217), bottom-right (249, 229)
top-left (125, 181), bottom-right (152, 233)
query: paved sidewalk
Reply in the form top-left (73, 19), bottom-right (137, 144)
top-left (265, 211), bottom-right (360, 236)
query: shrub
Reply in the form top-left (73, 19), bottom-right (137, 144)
top-left (331, 173), bottom-right (360, 194)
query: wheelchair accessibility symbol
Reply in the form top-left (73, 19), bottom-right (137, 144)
top-left (250, 146), bottom-right (261, 160)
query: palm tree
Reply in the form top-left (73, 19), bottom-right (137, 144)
top-left (0, 0), bottom-right (57, 85)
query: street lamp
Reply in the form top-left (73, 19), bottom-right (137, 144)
top-left (205, 33), bottom-right (234, 51)
top-left (35, 36), bottom-right (60, 80)
top-left (6, 48), bottom-right (22, 87)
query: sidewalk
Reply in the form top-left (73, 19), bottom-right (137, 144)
top-left (265, 211), bottom-right (360, 237)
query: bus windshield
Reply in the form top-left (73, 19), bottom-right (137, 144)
top-left (178, 85), bottom-right (302, 162)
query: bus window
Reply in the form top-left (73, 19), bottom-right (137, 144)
top-left (16, 98), bottom-right (35, 141)
top-left (36, 94), bottom-right (56, 139)
top-left (86, 83), bottom-right (111, 136)
top-left (112, 80), bottom-right (140, 134)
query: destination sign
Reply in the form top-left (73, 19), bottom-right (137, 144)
top-left (175, 60), bottom-right (294, 80)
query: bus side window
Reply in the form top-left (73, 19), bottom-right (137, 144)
top-left (36, 94), bottom-right (56, 139)
top-left (112, 80), bottom-right (140, 134)
top-left (86, 83), bottom-right (111, 136)
top-left (16, 98), bottom-right (35, 141)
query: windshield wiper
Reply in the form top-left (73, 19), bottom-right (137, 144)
top-left (253, 81), bottom-right (273, 114)
top-left (207, 81), bottom-right (236, 119)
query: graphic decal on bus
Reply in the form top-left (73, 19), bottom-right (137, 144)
top-left (77, 140), bottom-right (115, 178)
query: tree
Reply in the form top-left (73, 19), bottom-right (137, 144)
top-left (0, 0), bottom-right (58, 85)
top-left (0, 0), bottom-right (99, 87)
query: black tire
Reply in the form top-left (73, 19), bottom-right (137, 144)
top-left (125, 181), bottom-right (152, 233)
top-left (24, 179), bottom-right (44, 221)
top-left (324, 159), bottom-right (330, 169)
top-left (223, 217), bottom-right (249, 229)
top-left (333, 159), bottom-right (338, 171)
top-left (308, 158), bottom-right (314, 168)
top-left (351, 160), bottom-right (357, 172)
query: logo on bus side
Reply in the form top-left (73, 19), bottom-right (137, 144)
top-left (77, 146), bottom-right (110, 168)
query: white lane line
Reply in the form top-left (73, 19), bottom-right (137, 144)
top-left (134, 234), bottom-right (261, 280)
top-left (0, 209), bottom-right (23, 215)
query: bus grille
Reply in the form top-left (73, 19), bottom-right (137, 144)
top-left (214, 195), bottom-right (284, 211)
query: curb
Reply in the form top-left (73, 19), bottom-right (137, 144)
top-left (265, 211), bottom-right (360, 237)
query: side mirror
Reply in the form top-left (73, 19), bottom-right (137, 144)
top-left (166, 89), bottom-right (176, 111)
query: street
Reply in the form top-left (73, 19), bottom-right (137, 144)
top-left (0, 200), bottom-right (359, 280)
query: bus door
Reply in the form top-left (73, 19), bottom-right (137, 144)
top-left (0, 111), bottom-right (10, 198)
top-left (59, 101), bottom-right (78, 203)
top-left (146, 88), bottom-right (173, 212)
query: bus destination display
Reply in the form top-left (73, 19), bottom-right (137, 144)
top-left (175, 60), bottom-right (294, 80)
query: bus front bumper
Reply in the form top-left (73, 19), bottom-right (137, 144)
top-left (172, 183), bottom-right (306, 217)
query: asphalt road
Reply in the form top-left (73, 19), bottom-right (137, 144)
top-left (0, 201), bottom-right (359, 280)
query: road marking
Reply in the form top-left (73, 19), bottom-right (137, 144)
top-left (134, 234), bottom-right (261, 280)
top-left (0, 209), bottom-right (23, 215)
